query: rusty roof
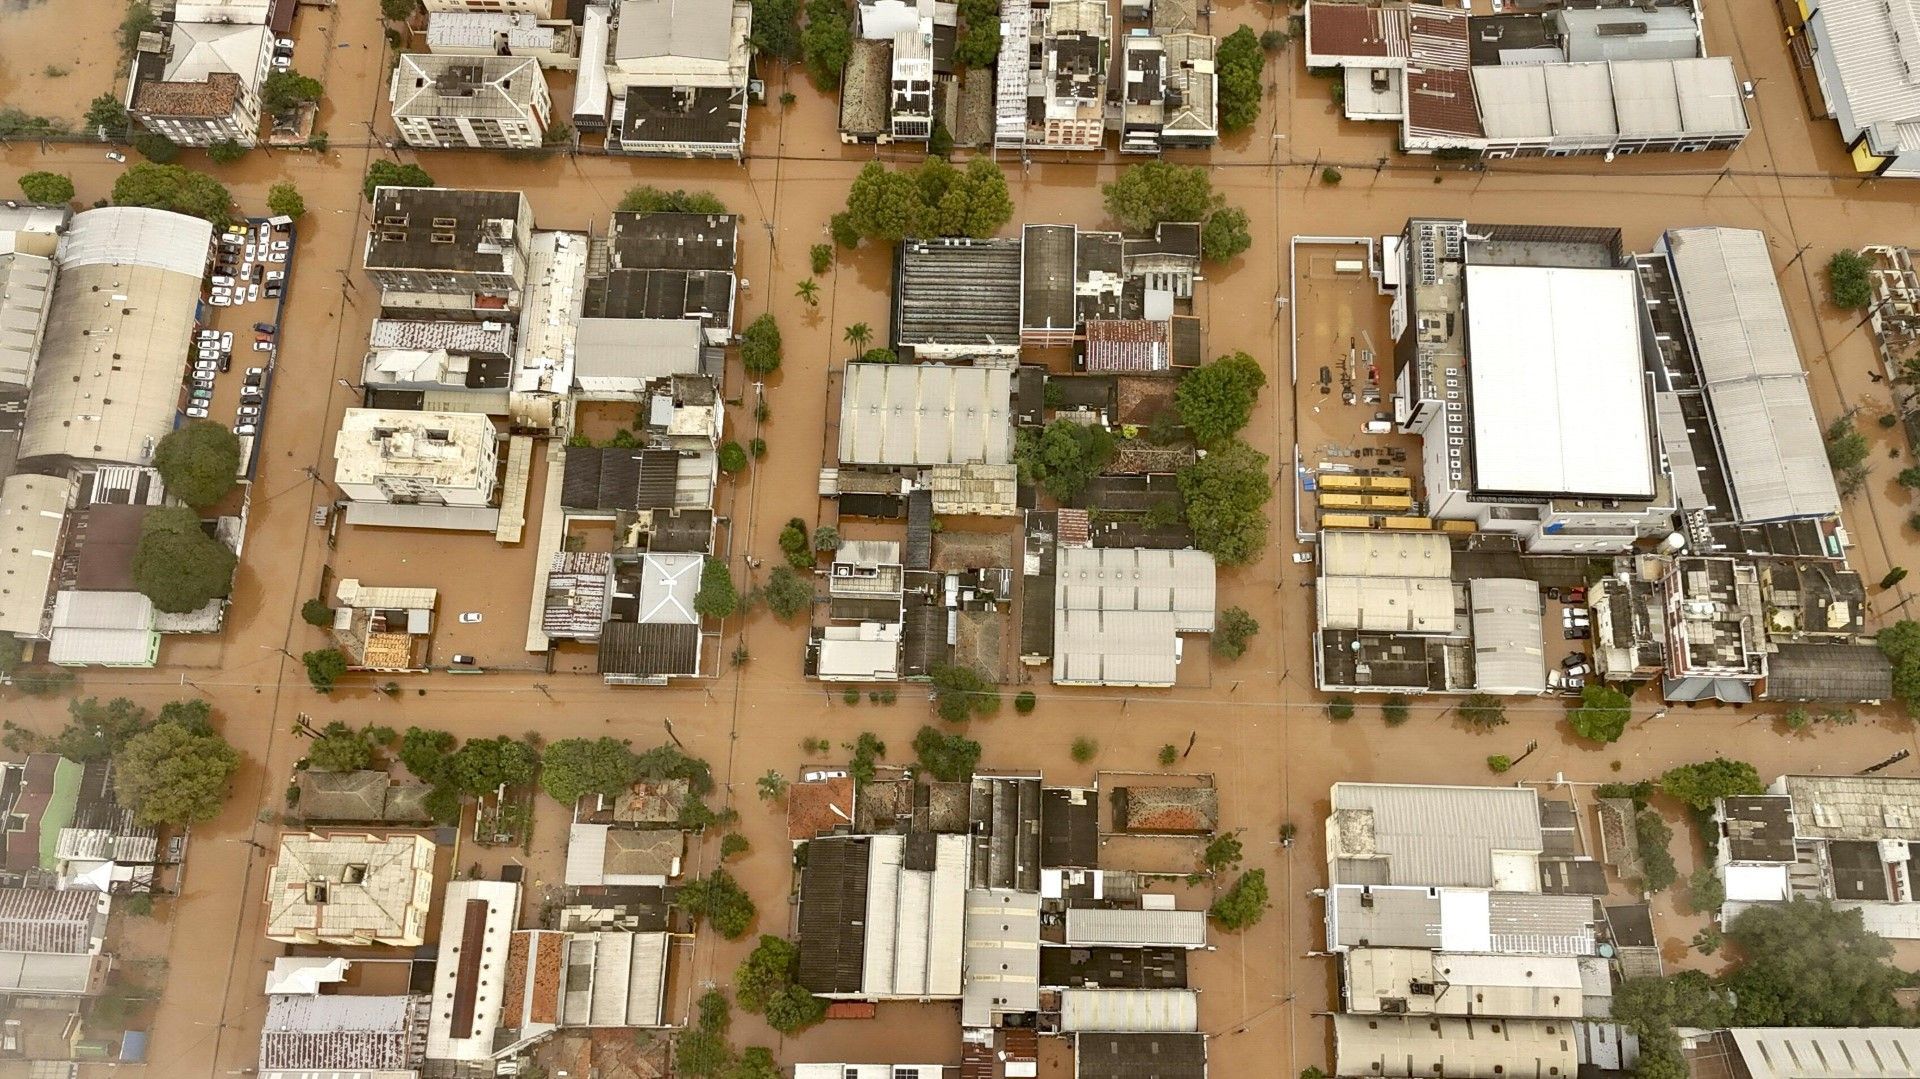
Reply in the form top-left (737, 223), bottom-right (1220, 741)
top-left (787, 776), bottom-right (855, 841)
top-left (1085, 320), bottom-right (1173, 373)
top-left (1057, 508), bottom-right (1091, 547)
top-left (1308, 3), bottom-right (1410, 60)
top-left (1406, 7), bottom-right (1481, 140)
top-left (133, 72), bottom-right (243, 118)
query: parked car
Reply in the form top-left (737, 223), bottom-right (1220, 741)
top-left (220, 331), bottom-right (232, 349)
top-left (253, 322), bottom-right (277, 334)
top-left (105, 151), bottom-right (126, 163)
top-left (250, 265), bottom-right (264, 283)
top-left (185, 404), bottom-right (209, 418)
top-left (219, 354), bottom-right (231, 373)
top-left (272, 54), bottom-right (291, 69)
top-left (197, 349), bottom-right (221, 362)
top-left (209, 295), bottom-right (232, 306)
top-left (235, 422), bottom-right (256, 435)
top-left (190, 377), bottom-right (215, 390)
top-left (237, 404), bottom-right (261, 418)
top-left (270, 240), bottom-right (290, 253)
top-left (264, 285), bottom-right (282, 299)
top-left (245, 366), bottom-right (266, 380)
top-left (265, 270), bottom-right (284, 282)
top-left (459, 612), bottom-right (483, 624)
top-left (253, 341), bottom-right (274, 352)
top-left (193, 361), bottom-right (219, 374)
top-left (189, 388), bottom-right (213, 401)
top-left (247, 284), bottom-right (259, 302)
top-left (211, 274), bottom-right (233, 287)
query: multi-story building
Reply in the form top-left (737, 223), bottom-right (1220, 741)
top-left (390, 54), bottom-right (552, 149)
top-left (363, 187), bottom-right (533, 316)
top-left (1794, 0), bottom-right (1920, 177)
top-left (604, 0), bottom-right (752, 158)
top-left (424, 11), bottom-right (579, 67)
top-left (332, 409), bottom-right (501, 508)
top-left (128, 20), bottom-right (273, 147)
top-left (264, 833), bottom-right (436, 947)
top-left (1714, 776), bottom-right (1920, 938)
top-left (422, 0), bottom-right (553, 15)
top-left (1033, 0), bottom-right (1109, 150)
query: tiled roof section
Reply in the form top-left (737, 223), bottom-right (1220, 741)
top-left (598, 621), bottom-right (700, 678)
top-left (1308, 2), bottom-right (1410, 60)
top-left (530, 929), bottom-right (565, 1024)
top-left (134, 71), bottom-right (243, 118)
top-left (258, 994), bottom-right (420, 1071)
top-left (1115, 786), bottom-right (1218, 833)
top-left (1057, 508), bottom-right (1091, 547)
top-left (0, 888), bottom-right (94, 953)
top-left (1084, 320), bottom-right (1172, 373)
top-left (502, 930), bottom-right (531, 1024)
top-left (1406, 8), bottom-right (1482, 139)
top-left (788, 776), bottom-right (857, 841)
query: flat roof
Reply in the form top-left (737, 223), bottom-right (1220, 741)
top-left (0, 474), bottom-right (71, 636)
top-left (1074, 1032), bottom-right (1206, 1079)
top-left (1725, 1026), bottom-right (1920, 1079)
top-left (1463, 263), bottom-right (1653, 499)
top-left (1468, 578), bottom-right (1547, 695)
top-left (1329, 783), bottom-right (1542, 889)
top-left (961, 889), bottom-right (1041, 1026)
top-left (1064, 907), bottom-right (1207, 949)
top-left (1319, 530), bottom-right (1451, 579)
top-left (1335, 1015), bottom-right (1577, 1079)
top-left (1060, 989), bottom-right (1198, 1033)
top-left (364, 187), bottom-right (525, 275)
top-left (838, 363), bottom-right (1013, 466)
top-left (425, 880), bottom-right (520, 1062)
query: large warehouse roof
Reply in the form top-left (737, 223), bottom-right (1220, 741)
top-left (1663, 227), bottom-right (1840, 522)
top-left (0, 474), bottom-right (72, 637)
top-left (1464, 263), bottom-right (1653, 499)
top-left (56, 206), bottom-right (213, 276)
top-left (838, 363), bottom-right (1012, 466)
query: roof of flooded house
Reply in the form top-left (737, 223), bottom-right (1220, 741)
top-left (364, 187), bottom-right (527, 275)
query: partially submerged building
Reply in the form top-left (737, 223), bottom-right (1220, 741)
top-left (795, 832), bottom-right (968, 1000)
top-left (603, 0), bottom-right (752, 158)
top-left (265, 833), bottom-right (436, 948)
top-left (363, 187), bottom-right (533, 318)
top-left (332, 409), bottom-right (501, 529)
top-left (389, 53), bottom-right (553, 150)
top-left (1714, 775), bottom-right (1920, 938)
top-left (1793, 0), bottom-right (1920, 177)
top-left (1052, 547), bottom-right (1215, 687)
top-left (128, 18), bottom-right (273, 147)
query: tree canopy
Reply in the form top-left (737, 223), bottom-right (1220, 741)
top-left (261, 69), bottom-right (323, 113)
top-left (112, 164), bottom-right (231, 226)
top-left (742, 312), bottom-right (782, 377)
top-left (695, 558), bottom-right (740, 619)
top-left (362, 160), bottom-right (434, 201)
top-left (1015, 419), bottom-right (1115, 502)
top-left (115, 701), bottom-right (238, 826)
top-left (1209, 868), bottom-right (1269, 930)
top-left (131, 505), bottom-right (234, 613)
top-left (302, 648), bottom-right (347, 692)
top-left (306, 721), bottom-right (372, 772)
top-left (735, 935), bottom-right (827, 1034)
top-left (1177, 439), bottom-right (1271, 565)
top-left (540, 737), bottom-right (640, 805)
top-left (1103, 161), bottom-right (1221, 233)
top-left (18, 172), bottom-right (73, 204)
top-left (1658, 757), bottom-right (1763, 812)
top-left (762, 566), bottom-right (813, 621)
top-left (912, 725), bottom-right (982, 782)
top-left (930, 664), bottom-right (1000, 722)
top-left (1213, 607), bottom-right (1259, 660)
top-left (801, 0), bottom-right (852, 88)
top-left (1458, 693), bottom-right (1508, 729)
top-left (1827, 249), bottom-right (1872, 310)
top-left (750, 0), bottom-right (801, 60)
top-left (954, 0), bottom-right (1001, 67)
top-left (1202, 206), bottom-right (1252, 263)
top-left (1177, 352), bottom-right (1266, 447)
top-left (842, 158), bottom-right (1013, 243)
top-left (153, 421), bottom-right (240, 507)
top-left (399, 726), bottom-right (456, 785)
top-left (51, 697), bottom-right (151, 761)
top-left (1724, 900), bottom-right (1908, 1026)
top-left (266, 182), bottom-right (305, 218)
top-left (447, 735), bottom-right (538, 795)
top-left (681, 867), bottom-right (757, 939)
top-left (1880, 619), bottom-right (1920, 713)
top-left (1567, 683), bottom-right (1632, 743)
top-left (618, 186), bottom-right (726, 214)
top-left (1217, 26), bottom-right (1266, 132)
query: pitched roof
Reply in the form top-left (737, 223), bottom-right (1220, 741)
top-left (391, 53), bottom-right (546, 121)
top-left (0, 888), bottom-right (96, 953)
top-left (258, 994), bottom-right (422, 1071)
top-left (1765, 642), bottom-right (1894, 702)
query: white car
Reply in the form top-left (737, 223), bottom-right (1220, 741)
top-left (196, 350), bottom-right (222, 363)
top-left (237, 404), bottom-right (261, 419)
top-left (185, 404), bottom-right (209, 418)
top-left (211, 274), bottom-right (233, 287)
top-left (105, 151), bottom-right (126, 163)
top-left (245, 366), bottom-right (266, 379)
top-left (253, 340), bottom-right (274, 352)
top-left (235, 422), bottom-right (256, 435)
top-left (265, 270), bottom-right (284, 282)
top-left (275, 36), bottom-right (295, 50)
top-left (209, 295), bottom-right (232, 306)
top-left (272, 55), bottom-right (291, 69)
top-left (247, 284), bottom-right (259, 302)
top-left (270, 241), bottom-right (290, 253)
top-left (220, 331), bottom-right (233, 349)
top-left (458, 612), bottom-right (483, 624)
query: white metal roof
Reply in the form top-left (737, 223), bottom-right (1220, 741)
top-left (1471, 66), bottom-right (1550, 139)
top-left (1464, 263), bottom-right (1652, 499)
top-left (573, 317), bottom-right (703, 383)
top-left (1468, 578), bottom-right (1546, 695)
top-left (861, 833), bottom-right (966, 998)
top-left (48, 591), bottom-right (157, 666)
top-left (1810, 0), bottom-right (1920, 144)
top-left (1319, 531), bottom-right (1451, 579)
top-left (1060, 989), bottom-right (1199, 1032)
top-left (1728, 1026), bottom-right (1920, 1078)
top-left (0, 474), bottom-right (72, 637)
top-left (1343, 949), bottom-right (1585, 1018)
top-left (59, 206), bottom-right (216, 278)
top-left (1335, 1015), bottom-right (1578, 1079)
top-left (1316, 576), bottom-right (1455, 634)
top-left (425, 880), bottom-right (519, 1062)
top-left (1053, 547), bottom-right (1216, 686)
top-left (1663, 227), bottom-right (1840, 522)
top-left (1064, 907), bottom-right (1207, 949)
top-left (961, 888), bottom-right (1041, 1026)
top-left (838, 363), bottom-right (1013, 466)
top-left (1329, 783), bottom-right (1542, 889)
top-left (637, 553), bottom-right (702, 624)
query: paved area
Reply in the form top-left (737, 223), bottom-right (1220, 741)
top-left (6, 0), bottom-right (1920, 1076)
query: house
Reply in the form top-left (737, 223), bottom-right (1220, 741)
top-left (332, 409), bottom-right (500, 512)
top-left (598, 552), bottom-right (705, 685)
top-left (293, 771), bottom-right (434, 825)
top-left (1795, 0), bottom-right (1920, 176)
top-left (390, 54), bottom-right (553, 150)
top-left (47, 592), bottom-right (160, 668)
top-left (795, 833), bottom-right (968, 999)
top-left (1052, 547), bottom-right (1215, 688)
top-left (425, 879), bottom-right (521, 1065)
top-left (809, 540), bottom-right (905, 683)
top-left (796, 1067), bottom-right (947, 1079)
top-left (259, 993), bottom-right (428, 1076)
top-left (1083, 320), bottom-right (1172, 373)
top-left (265, 833), bottom-right (436, 947)
top-left (605, 0), bottom-right (753, 158)
top-left (330, 579), bottom-right (437, 672)
top-left (787, 773), bottom-right (857, 841)
top-left (853, 0), bottom-right (944, 142)
top-left (1161, 33), bottom-right (1219, 147)
top-left (363, 187), bottom-right (533, 316)
top-left (128, 20), bottom-right (273, 147)
top-left (0, 887), bottom-right (111, 996)
top-left (564, 824), bottom-right (684, 887)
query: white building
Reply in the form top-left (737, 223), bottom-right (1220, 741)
top-left (332, 409), bottom-right (500, 508)
top-left (129, 21), bottom-right (273, 147)
top-left (425, 880), bottom-right (521, 1065)
top-left (1799, 0), bottom-right (1920, 177)
top-left (605, 0), bottom-right (752, 158)
top-left (390, 54), bottom-right (552, 149)
top-left (1052, 547), bottom-right (1216, 688)
top-left (265, 833), bottom-right (436, 947)
top-left (425, 11), bottom-right (579, 68)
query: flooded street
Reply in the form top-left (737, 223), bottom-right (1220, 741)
top-left (0, 0), bottom-right (125, 127)
top-left (5, 0), bottom-right (1920, 1074)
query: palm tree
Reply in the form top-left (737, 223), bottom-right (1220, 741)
top-left (844, 322), bottom-right (872, 351)
top-left (795, 278), bottom-right (819, 307)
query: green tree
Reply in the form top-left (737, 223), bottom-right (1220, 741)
top-left (1458, 693), bottom-right (1507, 729)
top-left (811, 243), bottom-right (834, 275)
top-left (85, 94), bottom-right (129, 135)
top-left (1159, 744), bottom-right (1178, 766)
top-left (801, 0), bottom-right (853, 88)
top-left (911, 725), bottom-right (982, 781)
top-left (1014, 420), bottom-right (1115, 502)
top-left (954, 0), bottom-right (1001, 67)
top-left (729, 1047), bottom-right (781, 1079)
top-left (1826, 415), bottom-right (1870, 471)
top-left (130, 130), bottom-right (180, 164)
top-left (844, 322), bottom-right (872, 350)
top-left (399, 727), bottom-right (456, 785)
top-left (1636, 809), bottom-right (1677, 891)
top-left (131, 505), bottom-right (235, 612)
top-left (119, 0), bottom-right (160, 52)
top-left (761, 986), bottom-right (827, 1036)
top-left (18, 172), bottom-right (74, 204)
top-left (1071, 736), bottom-right (1098, 763)
top-left (935, 158), bottom-right (1014, 238)
top-left (267, 181), bottom-right (306, 218)
top-left (742, 312), bottom-right (783, 376)
top-left (1202, 206), bottom-right (1252, 263)
top-left (114, 703), bottom-right (238, 826)
top-left (1880, 618), bottom-right (1920, 713)
top-left (1210, 868), bottom-right (1269, 930)
top-left (930, 664), bottom-right (999, 722)
top-left (1487, 754), bottom-right (1513, 773)
top-left (1568, 682), bottom-right (1632, 743)
top-left (757, 769), bottom-right (789, 801)
top-left (302, 649), bottom-right (347, 693)
top-left (1103, 161), bottom-right (1220, 233)
top-left (1382, 694), bottom-right (1410, 726)
top-left (830, 210), bottom-right (860, 247)
top-left (1202, 831), bottom-right (1244, 872)
top-left (1724, 900), bottom-right (1909, 1026)
top-left (379, 0), bottom-right (418, 20)
top-left (362, 160), bottom-right (435, 201)
top-left (153, 420), bottom-right (240, 506)
top-left (778, 518), bottom-right (813, 570)
top-left (1689, 871), bottom-right (1725, 915)
top-left (1216, 26), bottom-right (1266, 132)
top-left (1658, 757), bottom-right (1763, 812)
top-left (762, 566), bottom-right (813, 621)
top-left (112, 163), bottom-right (231, 225)
top-left (261, 70), bottom-right (324, 114)
top-left (1177, 351), bottom-right (1267, 447)
top-left (206, 139), bottom-right (248, 164)
top-left (751, 0), bottom-right (802, 60)
top-left (447, 735), bottom-right (538, 794)
top-left (720, 832), bottom-right (750, 859)
top-left (617, 185), bottom-right (726, 214)
top-left (812, 526), bottom-right (841, 552)
top-left (844, 160), bottom-right (921, 241)
top-left (1886, 567), bottom-right (1910, 590)
top-left (1827, 249), bottom-right (1872, 310)
top-left (1212, 606), bottom-right (1259, 660)
top-left (718, 441), bottom-right (749, 473)
top-left (301, 598), bottom-right (332, 627)
top-left (540, 736), bottom-right (639, 804)
top-left (695, 558), bottom-right (740, 619)
top-left (795, 277), bottom-right (819, 306)
top-left (736, 935), bottom-right (801, 1012)
top-left (1178, 439), bottom-right (1271, 565)
top-left (678, 988), bottom-right (734, 1079)
top-left (1014, 690), bottom-right (1036, 714)
top-left (1325, 696), bottom-right (1354, 720)
top-left (681, 867), bottom-right (757, 939)
top-left (928, 119), bottom-right (954, 157)
top-left (862, 346), bottom-right (897, 364)
top-left (846, 731), bottom-right (886, 785)
top-left (52, 697), bottom-right (150, 762)
top-left (306, 721), bottom-right (372, 772)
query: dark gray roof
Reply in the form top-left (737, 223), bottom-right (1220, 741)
top-left (1720, 795), bottom-right (1796, 863)
top-left (1040, 946), bottom-right (1186, 989)
top-left (1122, 222), bottom-right (1201, 261)
top-left (905, 490), bottom-right (934, 570)
top-left (1042, 786), bottom-right (1099, 869)
top-left (648, 508), bottom-right (713, 553)
top-left (598, 621), bottom-right (700, 677)
top-left (562, 448), bottom-right (682, 511)
top-left (619, 85), bottom-right (743, 149)
top-left (365, 188), bottom-right (523, 274)
top-left (1764, 642), bottom-right (1893, 703)
top-left (1074, 1033), bottom-right (1207, 1079)
top-left (608, 212), bottom-right (737, 271)
top-left (1023, 225), bottom-right (1077, 334)
top-left (969, 776), bottom-right (1042, 890)
top-left (797, 836), bottom-right (870, 994)
top-left (895, 238), bottom-right (1023, 347)
top-left (296, 771), bottom-right (434, 824)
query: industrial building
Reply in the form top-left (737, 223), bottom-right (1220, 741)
top-left (1793, 0), bottom-right (1920, 177)
top-left (1713, 775), bottom-right (1920, 939)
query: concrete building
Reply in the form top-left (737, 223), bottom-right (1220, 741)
top-left (332, 409), bottom-right (500, 508)
top-left (259, 993), bottom-right (428, 1076)
top-left (1052, 547), bottom-right (1215, 687)
top-left (588, 210), bottom-right (739, 345)
top-left (809, 540), bottom-right (906, 683)
top-left (264, 833), bottom-right (436, 947)
top-left (1161, 33), bottom-right (1219, 148)
top-left (421, 0), bottom-right (552, 14)
top-left (494, 925), bottom-right (671, 1052)
top-left (1075, 1033), bottom-right (1206, 1079)
top-left (1334, 1014), bottom-right (1578, 1079)
top-left (390, 54), bottom-right (552, 149)
top-left (0, 887), bottom-right (111, 996)
top-left (0, 474), bottom-right (75, 639)
top-left (1030, 0), bottom-right (1110, 150)
top-left (838, 363), bottom-right (1014, 467)
top-left (852, 0), bottom-right (943, 142)
top-left (1713, 775), bottom-right (1920, 939)
top-left (0, 205), bottom-right (66, 397)
top-left (20, 208), bottom-right (213, 469)
top-left (1797, 0), bottom-right (1920, 176)
top-left (129, 20), bottom-right (273, 147)
top-left (424, 879), bottom-right (520, 1066)
top-left (424, 11), bottom-right (578, 67)
top-left (604, 0), bottom-right (752, 158)
top-left (893, 237), bottom-right (1024, 360)
top-left (47, 591), bottom-right (160, 668)
top-left (363, 187), bottom-right (533, 316)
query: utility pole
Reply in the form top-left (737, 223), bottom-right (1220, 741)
top-left (663, 717), bottom-right (684, 749)
top-left (531, 683), bottom-right (553, 701)
top-left (1511, 739), bottom-right (1541, 768)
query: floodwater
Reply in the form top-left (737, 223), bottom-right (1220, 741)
top-left (0, 0), bottom-right (124, 128)
top-left (8, 0), bottom-right (1920, 1074)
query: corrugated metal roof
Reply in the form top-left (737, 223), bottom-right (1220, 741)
top-left (1334, 1015), bottom-right (1577, 1079)
top-left (1555, 7), bottom-right (1700, 63)
top-left (0, 474), bottom-right (71, 637)
top-left (1664, 227), bottom-right (1840, 522)
top-left (839, 363), bottom-right (1013, 466)
top-left (1320, 530), bottom-right (1451, 578)
top-left (1764, 642), bottom-right (1893, 702)
top-left (1811, 0), bottom-right (1920, 143)
top-left (961, 888), bottom-right (1041, 1026)
top-left (1064, 907), bottom-right (1207, 948)
top-left (1727, 1026), bottom-right (1920, 1079)
top-left (1329, 783), bottom-right (1542, 888)
top-left (1468, 578), bottom-right (1546, 694)
top-left (0, 888), bottom-right (97, 953)
top-left (48, 591), bottom-right (157, 666)
top-left (861, 833), bottom-right (966, 998)
top-left (1060, 989), bottom-right (1198, 1032)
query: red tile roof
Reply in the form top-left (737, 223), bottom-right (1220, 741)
top-left (1084, 320), bottom-right (1172, 373)
top-left (1406, 8), bottom-right (1482, 139)
top-left (787, 776), bottom-right (855, 841)
top-left (1307, 2), bottom-right (1410, 60)
top-left (1057, 508), bottom-right (1091, 548)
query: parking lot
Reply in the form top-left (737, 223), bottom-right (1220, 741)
top-left (186, 217), bottom-right (295, 452)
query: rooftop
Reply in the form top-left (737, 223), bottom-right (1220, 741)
top-left (391, 53), bottom-right (547, 120)
top-left (895, 238), bottom-right (1023, 348)
top-left (364, 187), bottom-right (527, 275)
top-left (1334, 1015), bottom-right (1577, 1079)
top-left (788, 775), bottom-right (857, 841)
top-left (598, 621), bottom-right (700, 681)
top-left (1719, 795), bottom-right (1797, 863)
top-left (294, 771), bottom-right (433, 824)
top-left (426, 879), bottom-right (520, 1062)
top-left (1780, 774), bottom-right (1920, 841)
top-left (258, 994), bottom-right (423, 1073)
top-left (1084, 320), bottom-right (1172, 373)
top-left (1064, 907), bottom-right (1207, 949)
top-left (608, 211), bottom-right (738, 272)
top-left (1765, 642), bottom-right (1893, 702)
top-left (838, 363), bottom-right (1013, 467)
top-left (617, 84), bottom-right (745, 149)
top-left (1115, 786), bottom-right (1218, 834)
top-left (333, 409), bottom-right (497, 491)
top-left (1073, 1032), bottom-right (1207, 1079)
top-left (264, 832), bottom-right (436, 945)
top-left (0, 474), bottom-right (71, 637)
top-left (1329, 783), bottom-right (1542, 889)
top-left (0, 888), bottom-right (98, 954)
top-left (1054, 547), bottom-right (1216, 687)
